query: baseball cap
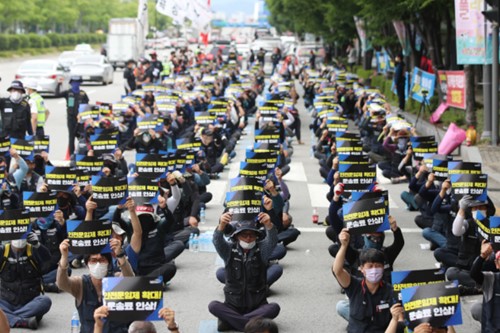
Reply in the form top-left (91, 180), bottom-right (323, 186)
top-left (230, 221), bottom-right (261, 238)
top-left (7, 80), bottom-right (25, 93)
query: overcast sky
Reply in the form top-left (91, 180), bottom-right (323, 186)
top-left (211, 0), bottom-right (257, 15)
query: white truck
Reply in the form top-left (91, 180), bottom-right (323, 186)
top-left (107, 18), bottom-right (145, 69)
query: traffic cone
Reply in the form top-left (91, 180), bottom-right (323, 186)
top-left (65, 147), bottom-right (70, 161)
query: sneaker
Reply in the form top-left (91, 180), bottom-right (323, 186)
top-left (15, 317), bottom-right (38, 329)
top-left (217, 319), bottom-right (233, 331)
top-left (43, 283), bottom-right (60, 293)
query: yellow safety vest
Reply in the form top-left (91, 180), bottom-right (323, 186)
top-left (30, 92), bottom-right (47, 127)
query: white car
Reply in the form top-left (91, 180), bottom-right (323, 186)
top-left (58, 51), bottom-right (83, 70)
top-left (70, 54), bottom-right (114, 85)
top-left (15, 60), bottom-right (70, 96)
top-left (75, 43), bottom-right (93, 53)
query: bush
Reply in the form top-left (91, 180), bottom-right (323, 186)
top-left (0, 33), bottom-right (105, 51)
top-left (0, 35), bottom-right (9, 50)
top-left (47, 33), bottom-right (61, 47)
top-left (8, 35), bottom-right (21, 50)
top-left (18, 35), bottom-right (30, 49)
top-left (27, 34), bottom-right (42, 48)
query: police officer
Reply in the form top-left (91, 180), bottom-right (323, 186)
top-left (0, 233), bottom-right (52, 329)
top-left (25, 79), bottom-right (50, 137)
top-left (0, 80), bottom-right (33, 139)
top-left (61, 76), bottom-right (89, 156)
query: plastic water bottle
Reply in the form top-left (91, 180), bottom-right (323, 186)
top-left (199, 233), bottom-right (207, 252)
top-left (192, 235), bottom-right (199, 252)
top-left (200, 207), bottom-right (206, 224)
top-left (71, 311), bottom-right (80, 333)
top-left (312, 207), bottom-right (319, 224)
top-left (188, 233), bottom-right (194, 252)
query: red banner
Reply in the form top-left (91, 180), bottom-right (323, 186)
top-left (438, 70), bottom-right (466, 110)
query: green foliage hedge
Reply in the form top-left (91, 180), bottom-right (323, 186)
top-left (0, 33), bottom-right (106, 51)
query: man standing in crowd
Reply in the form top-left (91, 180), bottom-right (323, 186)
top-left (0, 80), bottom-right (33, 139)
top-left (24, 79), bottom-right (49, 137)
top-left (61, 76), bottom-right (89, 156)
top-left (123, 60), bottom-right (137, 95)
top-left (394, 54), bottom-right (406, 112)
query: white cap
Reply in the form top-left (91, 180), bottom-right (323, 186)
top-left (24, 79), bottom-right (39, 91)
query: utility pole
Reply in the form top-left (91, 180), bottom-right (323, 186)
top-left (482, 0), bottom-right (500, 145)
top-left (482, 0), bottom-right (492, 140)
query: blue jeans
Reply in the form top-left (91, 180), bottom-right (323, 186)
top-left (422, 227), bottom-right (447, 248)
top-left (336, 299), bottom-right (349, 321)
top-left (0, 295), bottom-right (52, 327)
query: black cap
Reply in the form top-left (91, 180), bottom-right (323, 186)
top-left (202, 128), bottom-right (214, 136)
top-left (7, 80), bottom-right (25, 93)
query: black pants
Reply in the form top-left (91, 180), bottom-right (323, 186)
top-left (36, 126), bottom-right (44, 137)
top-left (67, 116), bottom-right (78, 155)
top-left (208, 301), bottom-right (280, 331)
top-left (396, 83), bottom-right (405, 111)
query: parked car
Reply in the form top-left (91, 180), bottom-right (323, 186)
top-left (70, 54), bottom-right (114, 85)
top-left (15, 59), bottom-right (70, 96)
top-left (58, 51), bottom-right (83, 70)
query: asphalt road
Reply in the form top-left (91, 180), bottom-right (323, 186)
top-left (0, 53), bottom-right (483, 333)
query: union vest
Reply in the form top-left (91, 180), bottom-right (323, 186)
top-left (29, 92), bottom-right (46, 126)
top-left (481, 272), bottom-right (500, 333)
top-left (1, 98), bottom-right (31, 139)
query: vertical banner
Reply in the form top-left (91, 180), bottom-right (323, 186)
top-left (393, 21), bottom-right (411, 56)
top-left (410, 67), bottom-right (436, 104)
top-left (455, 0), bottom-right (488, 64)
top-left (354, 16), bottom-right (372, 53)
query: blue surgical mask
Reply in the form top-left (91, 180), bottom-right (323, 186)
top-left (70, 81), bottom-right (80, 93)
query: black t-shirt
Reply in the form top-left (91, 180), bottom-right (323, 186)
top-left (123, 67), bottom-right (136, 91)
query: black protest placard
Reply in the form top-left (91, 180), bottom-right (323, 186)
top-left (448, 161), bottom-right (482, 175)
top-left (135, 153), bottom-right (171, 179)
top-left (410, 136), bottom-right (436, 143)
top-left (245, 150), bottom-right (278, 171)
top-left (391, 269), bottom-right (446, 302)
top-left (90, 133), bottom-right (118, 156)
top-left (411, 142), bottom-right (438, 161)
top-left (128, 176), bottom-right (159, 205)
top-left (137, 114), bottom-right (161, 131)
top-left (343, 196), bottom-right (389, 234)
top-left (226, 191), bottom-right (261, 222)
top-left (339, 163), bottom-right (377, 193)
top-left (239, 162), bottom-right (268, 180)
top-left (76, 169), bottom-right (91, 186)
top-left (78, 104), bottom-right (100, 123)
top-left (259, 104), bottom-right (279, 122)
top-left (401, 281), bottom-right (462, 330)
top-left (45, 166), bottom-right (78, 191)
top-left (229, 176), bottom-right (264, 193)
top-left (0, 166), bottom-right (5, 181)
top-left (338, 154), bottom-right (370, 164)
top-left (351, 190), bottom-right (390, 214)
top-left (103, 276), bottom-right (163, 322)
top-left (0, 209), bottom-right (31, 241)
top-left (336, 140), bottom-right (364, 155)
top-left (91, 176), bottom-right (128, 207)
top-left (75, 155), bottom-right (104, 174)
top-left (176, 138), bottom-right (201, 151)
top-left (326, 118), bottom-right (348, 133)
top-left (432, 158), bottom-right (449, 181)
top-left (334, 132), bottom-right (361, 142)
top-left (0, 136), bottom-right (10, 156)
top-left (450, 173), bottom-right (488, 201)
top-left (67, 220), bottom-right (112, 254)
top-left (195, 111), bottom-right (215, 125)
top-left (22, 192), bottom-right (57, 218)
top-left (10, 137), bottom-right (34, 160)
top-left (253, 142), bottom-right (280, 152)
top-left (473, 212), bottom-right (500, 251)
top-left (33, 135), bottom-right (49, 154)
top-left (254, 128), bottom-right (281, 145)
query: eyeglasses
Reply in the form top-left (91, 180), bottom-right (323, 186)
top-left (88, 258), bottom-right (108, 265)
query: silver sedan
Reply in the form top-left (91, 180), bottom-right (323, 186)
top-left (15, 59), bottom-right (70, 96)
top-left (70, 54), bottom-right (114, 85)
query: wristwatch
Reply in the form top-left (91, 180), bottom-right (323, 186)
top-left (116, 251), bottom-right (126, 258)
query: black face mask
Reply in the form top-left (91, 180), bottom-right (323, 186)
top-left (139, 214), bottom-right (156, 232)
top-left (57, 196), bottom-right (70, 208)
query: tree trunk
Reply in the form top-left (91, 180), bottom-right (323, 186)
top-left (363, 49), bottom-right (373, 70)
top-left (465, 65), bottom-right (476, 126)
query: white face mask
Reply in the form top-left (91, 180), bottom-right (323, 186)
top-left (473, 210), bottom-right (487, 220)
top-left (364, 267), bottom-right (384, 283)
top-left (11, 239), bottom-right (27, 248)
top-left (239, 240), bottom-right (256, 250)
top-left (10, 91), bottom-right (23, 103)
top-left (88, 262), bottom-right (108, 280)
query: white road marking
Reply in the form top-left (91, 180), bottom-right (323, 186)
top-left (283, 161), bottom-right (307, 182)
top-left (206, 180), bottom-right (228, 206)
top-left (307, 184), bottom-right (330, 208)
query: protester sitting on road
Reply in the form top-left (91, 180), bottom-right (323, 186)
top-left (448, 195), bottom-right (495, 294)
top-left (332, 228), bottom-right (402, 332)
top-left (56, 238), bottom-right (134, 333)
top-left (378, 127), bottom-right (411, 183)
top-left (209, 212), bottom-right (280, 332)
top-left (93, 305), bottom-right (180, 333)
top-left (0, 233), bottom-right (52, 330)
top-left (469, 240), bottom-right (500, 331)
top-left (0, 149), bottom-right (28, 210)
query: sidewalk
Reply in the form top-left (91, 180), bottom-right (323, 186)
top-left (401, 110), bottom-right (500, 206)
